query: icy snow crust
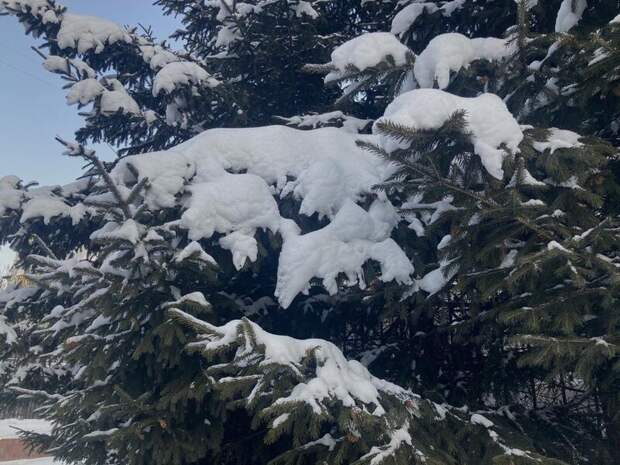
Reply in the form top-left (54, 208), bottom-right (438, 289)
top-left (111, 125), bottom-right (413, 308)
top-left (377, 89), bottom-right (523, 179)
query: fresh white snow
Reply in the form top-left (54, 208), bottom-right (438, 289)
top-left (555, 0), bottom-right (588, 33)
top-left (152, 62), bottom-right (220, 96)
top-left (414, 33), bottom-right (514, 89)
top-left (56, 13), bottom-right (130, 54)
top-left (377, 89), bottom-right (523, 179)
top-left (325, 32), bottom-right (413, 82)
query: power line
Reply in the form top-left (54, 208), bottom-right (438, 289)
top-left (0, 56), bottom-right (57, 88)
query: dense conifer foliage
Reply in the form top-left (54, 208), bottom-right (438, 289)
top-left (1, 1), bottom-right (618, 464)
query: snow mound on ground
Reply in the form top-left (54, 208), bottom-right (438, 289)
top-left (57, 13), bottom-right (130, 54)
top-left (111, 125), bottom-right (411, 307)
top-left (153, 61), bottom-right (220, 96)
top-left (414, 33), bottom-right (514, 89)
top-left (376, 89), bottom-right (523, 179)
top-left (326, 32), bottom-right (413, 82)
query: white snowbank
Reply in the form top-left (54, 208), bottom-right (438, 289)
top-left (414, 33), bottom-right (514, 89)
top-left (57, 13), bottom-right (130, 54)
top-left (0, 419), bottom-right (52, 439)
top-left (326, 32), bottom-right (413, 82)
top-left (153, 61), bottom-right (220, 96)
top-left (111, 125), bottom-right (411, 307)
top-left (376, 89), bottom-right (523, 179)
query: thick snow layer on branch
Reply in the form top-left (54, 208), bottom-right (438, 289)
top-left (188, 316), bottom-right (412, 415)
top-left (377, 89), bottom-right (523, 179)
top-left (532, 128), bottom-right (583, 153)
top-left (153, 62), bottom-right (220, 96)
top-left (414, 33), bottom-right (514, 89)
top-left (66, 78), bottom-right (105, 105)
top-left (276, 200), bottom-right (413, 308)
top-left (0, 175), bottom-right (23, 216)
top-left (111, 125), bottom-right (409, 306)
top-left (100, 80), bottom-right (141, 115)
top-left (326, 32), bottom-right (413, 82)
top-left (555, 0), bottom-right (587, 33)
top-left (57, 13), bottom-right (130, 53)
top-left (391, 3), bottom-right (439, 36)
top-left (139, 44), bottom-right (180, 70)
top-left (1, 0), bottom-right (57, 22)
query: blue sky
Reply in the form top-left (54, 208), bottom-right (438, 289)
top-left (0, 1), bottom-right (180, 186)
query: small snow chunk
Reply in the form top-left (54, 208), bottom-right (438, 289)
top-left (533, 128), bottom-right (583, 153)
top-left (66, 78), bottom-right (105, 105)
top-left (153, 61), bottom-right (220, 96)
top-left (470, 413), bottom-right (494, 428)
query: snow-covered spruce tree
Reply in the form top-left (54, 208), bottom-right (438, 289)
top-left (0, 135), bottom-right (569, 464)
top-left (1, 1), bottom-right (617, 464)
top-left (0, 0), bottom-right (238, 154)
top-left (362, 88), bottom-right (619, 463)
top-left (305, 4), bottom-right (620, 463)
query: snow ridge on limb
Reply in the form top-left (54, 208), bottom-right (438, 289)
top-left (169, 308), bottom-right (569, 465)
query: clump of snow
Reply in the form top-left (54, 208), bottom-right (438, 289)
top-left (555, 0), bottom-right (587, 33)
top-left (1, 0), bottom-right (57, 22)
top-left (470, 413), bottom-right (494, 428)
top-left (66, 78), bottom-right (105, 105)
top-left (183, 314), bottom-right (412, 416)
top-left (0, 175), bottom-right (24, 216)
top-left (376, 89), bottom-right (523, 179)
top-left (111, 125), bottom-right (406, 307)
top-left (100, 79), bottom-right (141, 115)
top-left (532, 128), bottom-right (583, 153)
top-left (611, 14), bottom-right (620, 24)
top-left (153, 61), bottom-right (220, 96)
top-left (57, 13), bottom-right (130, 53)
top-left (0, 314), bottom-right (17, 345)
top-left (360, 423), bottom-right (413, 465)
top-left (414, 33), bottom-right (514, 89)
top-left (326, 32), bottom-right (413, 82)
top-left (276, 200), bottom-right (413, 308)
top-left (42, 55), bottom-right (69, 74)
top-left (391, 3), bottom-right (439, 36)
top-left (139, 44), bottom-right (180, 70)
